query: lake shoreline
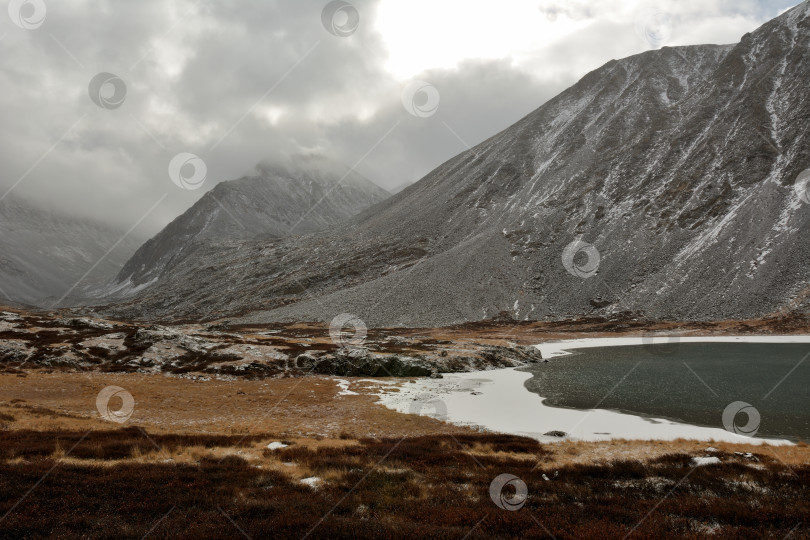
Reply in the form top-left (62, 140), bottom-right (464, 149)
top-left (536, 334), bottom-right (810, 358)
top-left (376, 335), bottom-right (810, 445)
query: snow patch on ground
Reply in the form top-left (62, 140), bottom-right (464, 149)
top-left (335, 379), bottom-right (359, 396)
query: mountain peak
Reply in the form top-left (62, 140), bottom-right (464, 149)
top-left (113, 155), bottom-right (390, 291)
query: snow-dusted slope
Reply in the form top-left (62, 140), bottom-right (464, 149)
top-left (103, 2), bottom-right (810, 325)
top-left (114, 154), bottom-right (390, 290)
top-left (0, 195), bottom-right (143, 307)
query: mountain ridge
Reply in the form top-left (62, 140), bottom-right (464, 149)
top-left (0, 194), bottom-right (145, 307)
top-left (100, 2), bottom-right (810, 326)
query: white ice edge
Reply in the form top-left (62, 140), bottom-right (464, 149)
top-left (537, 335), bottom-right (810, 358)
top-left (374, 336), bottom-right (808, 446)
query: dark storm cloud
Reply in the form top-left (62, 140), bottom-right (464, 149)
top-left (0, 0), bottom-right (801, 236)
top-left (0, 0), bottom-right (395, 233)
top-left (324, 59), bottom-right (573, 190)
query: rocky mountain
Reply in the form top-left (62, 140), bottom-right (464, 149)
top-left (0, 195), bottom-right (144, 307)
top-left (112, 155), bottom-right (390, 292)
top-left (102, 2), bottom-right (810, 326)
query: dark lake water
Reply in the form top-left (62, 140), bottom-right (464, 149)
top-left (522, 343), bottom-right (810, 441)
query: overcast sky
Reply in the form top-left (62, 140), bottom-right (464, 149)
top-left (0, 0), bottom-right (800, 236)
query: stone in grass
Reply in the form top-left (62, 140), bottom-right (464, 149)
top-left (543, 431), bottom-right (567, 438)
top-left (691, 456), bottom-right (721, 467)
top-left (266, 441), bottom-right (289, 450)
top-left (300, 477), bottom-right (322, 489)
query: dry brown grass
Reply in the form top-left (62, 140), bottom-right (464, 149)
top-left (0, 371), bottom-right (473, 438)
top-left (2, 372), bottom-right (809, 466)
top-left (543, 438), bottom-right (810, 467)
top-left (1, 368), bottom-right (809, 538)
top-left (1, 429), bottom-right (807, 539)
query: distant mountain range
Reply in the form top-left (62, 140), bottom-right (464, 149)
top-left (97, 2), bottom-right (810, 325)
top-left (0, 195), bottom-right (143, 307)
